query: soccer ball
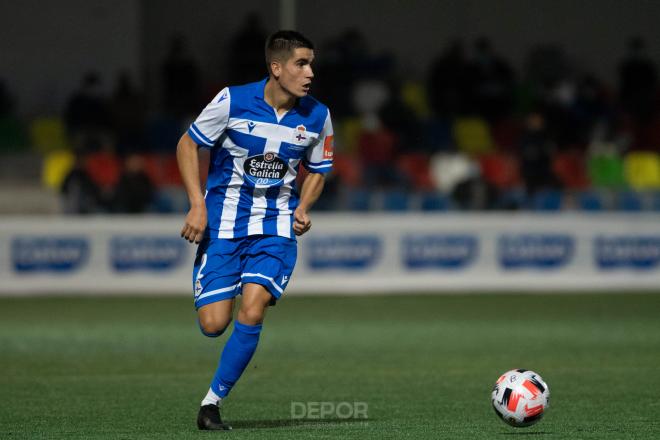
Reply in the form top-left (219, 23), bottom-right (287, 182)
top-left (491, 369), bottom-right (550, 427)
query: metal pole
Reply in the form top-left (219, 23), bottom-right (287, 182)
top-left (279, 0), bottom-right (296, 30)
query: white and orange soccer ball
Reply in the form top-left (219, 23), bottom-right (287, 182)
top-left (491, 369), bottom-right (550, 427)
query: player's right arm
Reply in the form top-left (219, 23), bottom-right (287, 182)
top-left (177, 132), bottom-right (207, 244)
top-left (177, 87), bottom-right (231, 244)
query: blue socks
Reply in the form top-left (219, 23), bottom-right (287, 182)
top-left (211, 321), bottom-right (262, 398)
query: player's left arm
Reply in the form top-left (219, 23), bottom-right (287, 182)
top-left (293, 172), bottom-right (325, 236)
top-left (295, 109), bottom-right (334, 236)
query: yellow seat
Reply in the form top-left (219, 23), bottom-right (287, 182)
top-left (453, 117), bottom-right (493, 156)
top-left (30, 117), bottom-right (70, 153)
top-left (42, 149), bottom-right (75, 190)
top-left (401, 81), bottom-right (431, 119)
top-left (335, 117), bottom-right (361, 155)
top-left (624, 152), bottom-right (660, 189)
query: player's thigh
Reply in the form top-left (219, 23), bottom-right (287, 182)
top-left (192, 237), bottom-right (243, 309)
top-left (237, 283), bottom-right (273, 325)
top-left (241, 236), bottom-right (297, 301)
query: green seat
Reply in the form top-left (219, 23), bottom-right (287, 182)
top-left (587, 155), bottom-right (625, 188)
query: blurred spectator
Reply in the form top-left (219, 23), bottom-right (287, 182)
top-left (316, 28), bottom-right (386, 118)
top-left (64, 72), bottom-right (111, 151)
top-left (519, 112), bottom-right (558, 195)
top-left (427, 40), bottom-right (469, 117)
top-left (0, 79), bottom-right (16, 117)
top-left (358, 124), bottom-right (404, 188)
top-left (111, 72), bottom-right (146, 155)
top-left (379, 79), bottom-right (422, 153)
top-left (60, 153), bottom-right (101, 214)
top-left (468, 37), bottom-right (515, 121)
top-left (113, 154), bottom-right (155, 213)
top-left (618, 37), bottom-right (658, 122)
top-left (228, 13), bottom-right (268, 84)
top-left (161, 35), bottom-right (202, 119)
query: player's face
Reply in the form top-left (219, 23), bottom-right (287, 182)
top-left (275, 48), bottom-right (315, 98)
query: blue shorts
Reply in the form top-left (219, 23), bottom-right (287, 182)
top-left (192, 235), bottom-right (297, 309)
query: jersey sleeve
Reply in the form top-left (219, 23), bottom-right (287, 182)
top-left (303, 110), bottom-right (334, 174)
top-left (187, 87), bottom-right (231, 148)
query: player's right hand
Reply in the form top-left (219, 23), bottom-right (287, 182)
top-left (181, 204), bottom-right (207, 244)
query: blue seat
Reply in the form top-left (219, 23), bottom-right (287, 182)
top-left (577, 191), bottom-right (604, 211)
top-left (530, 190), bottom-right (562, 211)
top-left (347, 189), bottom-right (370, 211)
top-left (383, 190), bottom-right (409, 211)
top-left (420, 192), bottom-right (450, 211)
top-left (617, 191), bottom-right (643, 211)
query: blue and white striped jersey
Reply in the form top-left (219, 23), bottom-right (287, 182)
top-left (187, 78), bottom-right (333, 240)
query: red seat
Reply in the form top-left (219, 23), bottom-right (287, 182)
top-left (552, 150), bottom-right (589, 190)
top-left (85, 151), bottom-right (121, 187)
top-left (397, 153), bottom-right (435, 190)
top-left (479, 152), bottom-right (521, 189)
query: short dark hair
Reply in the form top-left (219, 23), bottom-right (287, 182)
top-left (265, 30), bottom-right (314, 73)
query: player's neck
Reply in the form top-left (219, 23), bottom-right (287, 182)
top-left (264, 78), bottom-right (296, 115)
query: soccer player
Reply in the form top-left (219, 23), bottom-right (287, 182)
top-left (176, 30), bottom-right (333, 430)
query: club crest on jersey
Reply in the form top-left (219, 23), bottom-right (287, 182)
top-left (293, 125), bottom-right (307, 144)
top-left (243, 152), bottom-right (287, 186)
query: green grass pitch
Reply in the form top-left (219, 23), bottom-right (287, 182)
top-left (1, 293), bottom-right (659, 439)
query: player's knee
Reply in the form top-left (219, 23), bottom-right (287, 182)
top-left (198, 316), bottom-right (232, 337)
top-left (237, 305), bottom-right (265, 326)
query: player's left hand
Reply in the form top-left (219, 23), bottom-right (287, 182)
top-left (293, 208), bottom-right (311, 236)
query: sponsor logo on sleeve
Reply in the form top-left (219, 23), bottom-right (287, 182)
top-left (307, 235), bottom-right (381, 270)
top-left (111, 237), bottom-right (186, 271)
top-left (403, 234), bottom-right (478, 269)
top-left (498, 234), bottom-right (574, 269)
top-left (323, 135), bottom-right (334, 160)
top-left (12, 237), bottom-right (89, 273)
top-left (595, 236), bottom-right (660, 269)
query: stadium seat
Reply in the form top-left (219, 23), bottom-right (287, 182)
top-left (576, 190), bottom-right (604, 211)
top-left (401, 81), bottom-right (431, 119)
top-left (496, 188), bottom-right (526, 210)
top-left (335, 117), bottom-right (362, 154)
top-left (346, 188), bottom-right (371, 211)
top-left (616, 190), bottom-right (644, 211)
top-left (332, 153), bottom-right (362, 187)
top-left (420, 191), bottom-right (451, 211)
top-left (452, 117), bottom-right (494, 156)
top-left (397, 153), bottom-right (435, 190)
top-left (382, 190), bottom-right (409, 211)
top-left (85, 150), bottom-right (121, 188)
top-left (553, 150), bottom-right (589, 190)
top-left (479, 152), bottom-right (521, 190)
top-left (29, 117), bottom-right (70, 153)
top-left (623, 152), bottom-right (660, 190)
top-left (530, 190), bottom-right (563, 211)
top-left (42, 150), bottom-right (75, 190)
top-left (587, 154), bottom-right (625, 188)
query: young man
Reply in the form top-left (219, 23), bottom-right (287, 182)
top-left (176, 30), bottom-right (333, 430)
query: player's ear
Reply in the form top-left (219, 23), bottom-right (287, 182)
top-left (270, 60), bottom-right (282, 80)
